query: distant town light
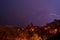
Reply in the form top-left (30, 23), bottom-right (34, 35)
top-left (49, 28), bottom-right (57, 34)
top-left (44, 26), bottom-right (51, 30)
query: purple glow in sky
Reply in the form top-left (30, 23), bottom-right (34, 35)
top-left (0, 0), bottom-right (60, 26)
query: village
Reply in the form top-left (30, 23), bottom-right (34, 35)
top-left (0, 19), bottom-right (60, 40)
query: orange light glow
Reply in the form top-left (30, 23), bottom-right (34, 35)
top-left (49, 29), bottom-right (57, 34)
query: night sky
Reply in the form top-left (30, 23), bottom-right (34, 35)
top-left (0, 0), bottom-right (60, 26)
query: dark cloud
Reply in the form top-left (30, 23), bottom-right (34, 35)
top-left (0, 0), bottom-right (60, 26)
